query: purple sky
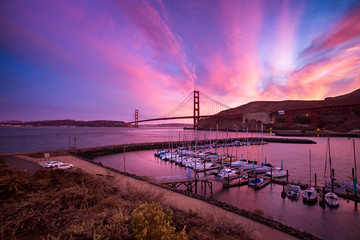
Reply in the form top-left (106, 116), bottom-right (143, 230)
top-left (1, 0), bottom-right (360, 122)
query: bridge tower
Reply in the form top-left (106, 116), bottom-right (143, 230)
top-left (193, 90), bottom-right (200, 129)
top-left (135, 109), bottom-right (139, 128)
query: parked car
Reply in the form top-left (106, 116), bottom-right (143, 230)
top-left (44, 161), bottom-right (63, 168)
top-left (57, 162), bottom-right (74, 169)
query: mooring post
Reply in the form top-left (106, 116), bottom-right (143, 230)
top-left (331, 169), bottom-right (334, 192)
top-left (353, 168), bottom-right (355, 179)
top-left (315, 173), bottom-right (317, 187)
top-left (320, 186), bottom-right (325, 208)
top-left (270, 168), bottom-right (273, 183)
top-left (352, 168), bottom-right (358, 199)
top-left (286, 169), bottom-right (289, 182)
top-left (195, 178), bottom-right (198, 194)
top-left (281, 180), bottom-right (286, 198)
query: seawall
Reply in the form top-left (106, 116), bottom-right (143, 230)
top-left (72, 137), bottom-right (316, 159)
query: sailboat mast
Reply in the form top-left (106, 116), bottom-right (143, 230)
top-left (309, 150), bottom-right (312, 185)
top-left (328, 137), bottom-right (332, 179)
top-left (209, 128), bottom-right (211, 152)
top-left (216, 123), bottom-right (218, 155)
top-left (354, 139), bottom-right (358, 180)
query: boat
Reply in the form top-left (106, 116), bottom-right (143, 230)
top-left (341, 179), bottom-right (360, 194)
top-left (249, 178), bottom-right (264, 186)
top-left (241, 174), bottom-right (248, 179)
top-left (325, 192), bottom-right (339, 207)
top-left (265, 169), bottom-right (287, 178)
top-left (241, 163), bottom-right (259, 171)
top-left (302, 186), bottom-right (318, 203)
top-left (217, 167), bottom-right (237, 179)
top-left (230, 159), bottom-right (247, 167)
top-left (254, 166), bottom-right (271, 174)
top-left (324, 178), bottom-right (347, 193)
top-left (287, 185), bottom-right (300, 200)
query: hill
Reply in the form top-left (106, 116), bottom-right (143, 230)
top-left (199, 88), bottom-right (360, 132)
top-left (0, 119), bottom-right (129, 127)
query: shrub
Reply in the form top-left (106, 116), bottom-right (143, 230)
top-left (131, 202), bottom-right (187, 240)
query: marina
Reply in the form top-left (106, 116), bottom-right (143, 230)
top-left (1, 126), bottom-right (359, 239)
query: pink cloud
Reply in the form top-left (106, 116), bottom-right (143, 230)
top-left (303, 3), bottom-right (360, 56)
top-left (194, 0), bottom-right (264, 107)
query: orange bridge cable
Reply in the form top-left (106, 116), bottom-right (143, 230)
top-left (160, 91), bottom-right (194, 118)
top-left (199, 92), bottom-right (232, 110)
top-left (139, 113), bottom-right (152, 120)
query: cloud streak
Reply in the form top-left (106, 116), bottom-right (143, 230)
top-left (1, 0), bottom-right (360, 121)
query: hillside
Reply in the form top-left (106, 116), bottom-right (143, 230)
top-left (0, 119), bottom-right (129, 127)
top-left (199, 88), bottom-right (360, 132)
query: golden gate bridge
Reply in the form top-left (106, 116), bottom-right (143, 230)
top-left (128, 90), bottom-right (241, 128)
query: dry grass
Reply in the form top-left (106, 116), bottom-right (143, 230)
top-left (0, 164), bottom-right (250, 240)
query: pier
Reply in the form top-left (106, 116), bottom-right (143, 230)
top-left (148, 175), bottom-right (213, 194)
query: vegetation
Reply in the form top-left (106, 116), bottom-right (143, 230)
top-left (0, 164), bottom-right (250, 240)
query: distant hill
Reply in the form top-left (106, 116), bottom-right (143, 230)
top-left (0, 120), bottom-right (129, 127)
top-left (199, 88), bottom-right (360, 132)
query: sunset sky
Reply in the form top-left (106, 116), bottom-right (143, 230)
top-left (1, 0), bottom-right (360, 122)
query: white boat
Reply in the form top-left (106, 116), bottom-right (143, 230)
top-left (325, 192), bottom-right (339, 207)
top-left (254, 166), bottom-right (271, 174)
top-left (265, 170), bottom-right (287, 178)
top-left (341, 179), bottom-right (360, 193)
top-left (230, 159), bottom-right (247, 167)
top-left (193, 162), bottom-right (214, 170)
top-left (217, 167), bottom-right (237, 178)
top-left (302, 187), bottom-right (318, 203)
top-left (287, 185), bottom-right (300, 200)
top-left (324, 178), bottom-right (347, 193)
top-left (241, 164), bottom-right (258, 171)
top-left (206, 155), bottom-right (219, 161)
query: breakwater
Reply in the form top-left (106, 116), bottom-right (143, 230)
top-left (72, 137), bottom-right (316, 159)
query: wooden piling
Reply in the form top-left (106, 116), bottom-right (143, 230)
top-left (315, 173), bottom-right (317, 187)
top-left (286, 169), bottom-right (289, 182)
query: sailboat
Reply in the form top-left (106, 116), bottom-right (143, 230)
top-left (303, 150), bottom-right (318, 203)
top-left (340, 139), bottom-right (359, 194)
top-left (324, 137), bottom-right (346, 194)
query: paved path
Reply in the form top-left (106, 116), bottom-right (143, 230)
top-left (8, 154), bottom-right (298, 240)
top-left (2, 155), bottom-right (42, 173)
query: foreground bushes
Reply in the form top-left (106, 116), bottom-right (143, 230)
top-left (131, 202), bottom-right (187, 240)
top-left (0, 164), bottom-right (249, 239)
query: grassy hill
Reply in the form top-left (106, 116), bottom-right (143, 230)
top-left (199, 88), bottom-right (360, 132)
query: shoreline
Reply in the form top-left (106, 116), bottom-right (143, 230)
top-left (2, 153), bottom-right (320, 239)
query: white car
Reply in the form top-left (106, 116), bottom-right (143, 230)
top-left (57, 162), bottom-right (74, 169)
top-left (44, 161), bottom-right (63, 168)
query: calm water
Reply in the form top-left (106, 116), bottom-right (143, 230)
top-left (1, 126), bottom-right (359, 239)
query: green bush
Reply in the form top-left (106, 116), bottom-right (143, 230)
top-left (131, 202), bottom-right (187, 240)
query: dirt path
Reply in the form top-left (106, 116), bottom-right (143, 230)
top-left (10, 154), bottom-right (298, 240)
